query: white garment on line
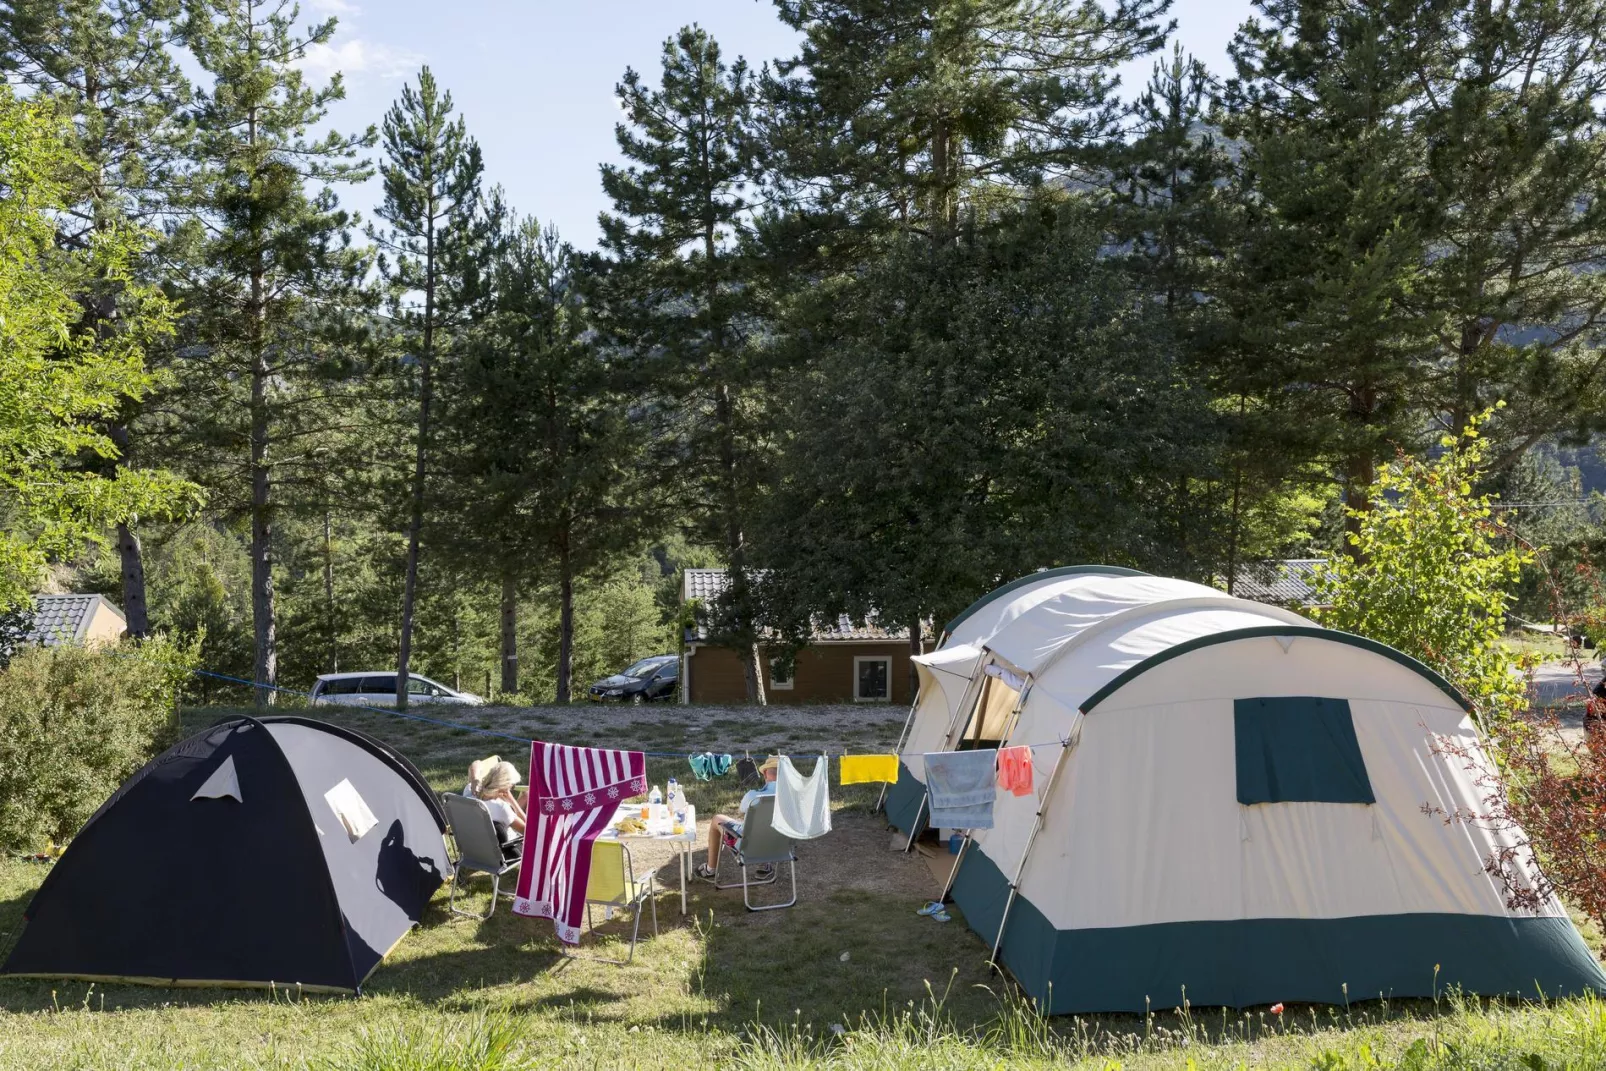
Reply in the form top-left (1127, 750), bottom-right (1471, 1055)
top-left (773, 756), bottom-right (832, 840)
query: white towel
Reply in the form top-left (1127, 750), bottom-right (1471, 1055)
top-left (773, 756), bottom-right (831, 840)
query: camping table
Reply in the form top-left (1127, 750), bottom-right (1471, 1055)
top-left (597, 803), bottom-right (698, 914)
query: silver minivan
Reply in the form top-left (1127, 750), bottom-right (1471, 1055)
top-left (309, 671), bottom-right (486, 707)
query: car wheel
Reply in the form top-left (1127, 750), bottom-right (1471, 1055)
top-left (631, 692), bottom-right (646, 705)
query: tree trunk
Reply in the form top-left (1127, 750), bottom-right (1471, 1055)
top-left (744, 642), bottom-right (768, 707)
top-left (1225, 465), bottom-right (1244, 595)
top-left (555, 541), bottom-right (574, 703)
top-left (102, 422), bottom-right (152, 640)
top-left (247, 85), bottom-right (275, 708)
top-left (323, 508), bottom-right (337, 672)
top-left (1343, 386), bottom-right (1378, 560)
top-left (907, 614), bottom-right (923, 701)
top-left (396, 365), bottom-right (430, 709)
top-left (500, 571), bottom-right (518, 695)
top-left (714, 382), bottom-right (766, 706)
top-left (397, 241), bottom-right (437, 710)
top-left (115, 521), bottom-right (149, 639)
top-left (1224, 395), bottom-right (1248, 594)
top-left (250, 343), bottom-right (276, 707)
top-left (1343, 449), bottom-right (1375, 559)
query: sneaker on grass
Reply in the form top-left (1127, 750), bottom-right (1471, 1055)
top-left (694, 863), bottom-right (717, 881)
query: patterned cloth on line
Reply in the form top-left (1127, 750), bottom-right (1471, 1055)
top-left (512, 741), bottom-right (646, 944)
top-left (923, 749), bottom-right (998, 830)
top-left (688, 752), bottom-right (733, 781)
top-left (839, 754), bottom-right (899, 785)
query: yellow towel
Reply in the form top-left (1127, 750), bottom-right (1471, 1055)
top-left (839, 754), bottom-right (899, 785)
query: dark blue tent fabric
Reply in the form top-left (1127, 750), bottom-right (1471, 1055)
top-left (1, 717), bottom-right (447, 992)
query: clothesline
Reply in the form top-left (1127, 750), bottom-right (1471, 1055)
top-left (112, 651), bottom-right (1079, 761)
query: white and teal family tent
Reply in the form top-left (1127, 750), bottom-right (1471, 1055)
top-left (884, 568), bottom-right (1606, 1013)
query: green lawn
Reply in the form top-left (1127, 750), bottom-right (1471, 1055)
top-left (2, 703), bottom-right (1605, 1069)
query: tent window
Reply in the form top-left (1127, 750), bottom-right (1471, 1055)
top-left (324, 778), bottom-right (379, 841)
top-left (1234, 697), bottom-right (1375, 805)
top-left (959, 674), bottom-right (1019, 748)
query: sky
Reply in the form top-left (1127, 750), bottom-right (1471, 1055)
top-left (304, 0), bottom-right (1256, 250)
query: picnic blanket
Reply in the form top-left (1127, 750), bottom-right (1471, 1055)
top-left (512, 741), bottom-right (646, 944)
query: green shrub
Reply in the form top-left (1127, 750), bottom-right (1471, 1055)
top-left (1312, 410), bottom-right (1531, 727)
top-left (0, 636), bottom-right (196, 852)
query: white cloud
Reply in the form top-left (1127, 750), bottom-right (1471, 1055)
top-left (297, 37), bottom-right (422, 85)
top-left (302, 0), bottom-right (361, 17)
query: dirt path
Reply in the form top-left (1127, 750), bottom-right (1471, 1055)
top-left (466, 701), bottom-right (911, 759)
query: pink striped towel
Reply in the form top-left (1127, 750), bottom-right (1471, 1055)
top-left (511, 741), bottom-right (646, 944)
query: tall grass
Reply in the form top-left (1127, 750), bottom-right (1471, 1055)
top-left (312, 1014), bottom-right (530, 1071)
top-left (723, 985), bottom-right (1606, 1071)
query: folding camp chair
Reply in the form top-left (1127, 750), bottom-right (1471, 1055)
top-left (573, 840), bottom-right (658, 964)
top-left (442, 793), bottom-right (521, 920)
top-left (713, 795), bottom-right (798, 911)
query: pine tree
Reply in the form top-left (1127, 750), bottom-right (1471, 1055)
top-left (0, 0), bottom-right (194, 636)
top-left (1220, 0), bottom-right (1438, 547)
top-left (1109, 44), bottom-right (1234, 315)
top-left (1410, 1), bottom-right (1606, 460)
top-left (442, 219), bottom-right (649, 702)
top-left (755, 0), bottom-right (1173, 678)
top-left (370, 66), bottom-right (488, 710)
top-left (591, 26), bottom-right (771, 702)
top-left (764, 0), bottom-right (1171, 246)
top-left (171, 0), bottom-right (373, 704)
top-left (757, 203), bottom-right (1210, 649)
top-left (1223, 0), bottom-right (1606, 535)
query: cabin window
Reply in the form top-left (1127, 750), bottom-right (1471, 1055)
top-left (769, 656), bottom-right (794, 691)
top-left (854, 656), bottom-right (890, 702)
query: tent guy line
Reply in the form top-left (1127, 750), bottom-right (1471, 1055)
top-left (109, 651), bottom-right (1079, 761)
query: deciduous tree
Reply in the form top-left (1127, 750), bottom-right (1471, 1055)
top-left (0, 0), bottom-right (194, 635)
top-left (0, 86), bottom-right (193, 610)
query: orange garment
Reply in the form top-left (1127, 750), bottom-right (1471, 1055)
top-left (996, 746), bottom-right (1033, 797)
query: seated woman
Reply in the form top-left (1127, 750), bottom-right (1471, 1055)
top-left (466, 756), bottom-right (527, 806)
top-left (466, 758), bottom-right (527, 861)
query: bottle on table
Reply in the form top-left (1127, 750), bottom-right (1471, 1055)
top-left (668, 778), bottom-right (686, 833)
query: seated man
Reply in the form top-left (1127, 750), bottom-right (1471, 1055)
top-left (695, 756), bottom-right (778, 880)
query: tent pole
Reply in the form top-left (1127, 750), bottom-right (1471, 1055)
top-left (937, 831), bottom-right (970, 901)
top-left (934, 677), bottom-right (1035, 897)
top-left (902, 792), bottom-right (928, 853)
top-left (878, 683), bottom-right (924, 814)
top-left (904, 663), bottom-right (992, 854)
top-left (941, 657), bottom-right (993, 749)
top-left (988, 713), bottom-right (1080, 972)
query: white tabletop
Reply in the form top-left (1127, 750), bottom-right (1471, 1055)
top-left (598, 803), bottom-right (697, 846)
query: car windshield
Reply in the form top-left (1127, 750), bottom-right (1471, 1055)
top-left (622, 657), bottom-right (670, 678)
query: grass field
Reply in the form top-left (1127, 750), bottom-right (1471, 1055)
top-left (3, 700), bottom-right (1606, 1069)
